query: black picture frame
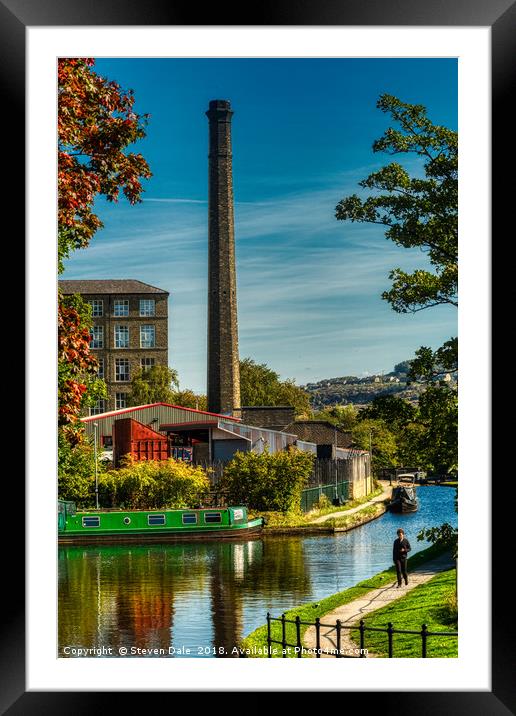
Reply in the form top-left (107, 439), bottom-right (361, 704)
top-left (7, 0), bottom-right (511, 710)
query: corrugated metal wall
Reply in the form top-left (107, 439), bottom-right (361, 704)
top-left (218, 420), bottom-right (298, 453)
top-left (83, 405), bottom-right (238, 440)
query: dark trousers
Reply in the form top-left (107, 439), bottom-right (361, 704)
top-left (395, 558), bottom-right (408, 585)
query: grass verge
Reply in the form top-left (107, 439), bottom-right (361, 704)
top-left (329, 503), bottom-right (385, 530)
top-left (349, 569), bottom-right (458, 657)
top-left (249, 486), bottom-right (385, 529)
top-left (238, 541), bottom-right (450, 658)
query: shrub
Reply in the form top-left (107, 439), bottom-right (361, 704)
top-left (440, 590), bottom-right (458, 626)
top-left (58, 471), bottom-right (95, 508)
top-left (98, 457), bottom-right (210, 509)
top-left (313, 494), bottom-right (331, 510)
top-left (58, 437), bottom-right (100, 508)
top-left (219, 448), bottom-right (315, 512)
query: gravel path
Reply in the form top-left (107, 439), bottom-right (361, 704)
top-left (303, 551), bottom-right (455, 658)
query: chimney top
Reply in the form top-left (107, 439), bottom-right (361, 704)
top-left (209, 99), bottom-right (231, 110)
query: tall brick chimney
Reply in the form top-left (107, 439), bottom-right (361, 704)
top-left (206, 99), bottom-right (241, 415)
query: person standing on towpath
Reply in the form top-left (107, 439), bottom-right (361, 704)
top-left (393, 528), bottom-right (411, 587)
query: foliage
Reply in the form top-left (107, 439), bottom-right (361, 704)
top-left (313, 494), bottom-right (331, 510)
top-left (128, 365), bottom-right (179, 406)
top-left (171, 389), bottom-right (208, 411)
top-left (220, 448), bottom-right (315, 512)
top-left (336, 94), bottom-right (457, 315)
top-left (58, 293), bottom-right (106, 444)
top-left (408, 338), bottom-right (458, 385)
top-left (58, 58), bottom-right (150, 446)
top-left (58, 58), bottom-right (152, 269)
top-left (327, 503), bottom-right (386, 530)
top-left (417, 521), bottom-right (458, 560)
top-left (393, 360), bottom-right (412, 375)
top-left (416, 386), bottom-right (458, 474)
top-left (240, 358), bottom-right (312, 416)
top-left (250, 486), bottom-right (383, 528)
top-left (352, 418), bottom-right (398, 474)
top-left (396, 421), bottom-right (428, 468)
top-left (312, 404), bottom-right (358, 431)
top-left (440, 589), bottom-right (458, 626)
top-left (98, 457), bottom-right (210, 509)
top-left (58, 433), bottom-right (104, 507)
top-left (359, 394), bottom-right (417, 429)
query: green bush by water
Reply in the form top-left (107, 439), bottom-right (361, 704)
top-left (220, 448), bottom-right (315, 512)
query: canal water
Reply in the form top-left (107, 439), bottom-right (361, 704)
top-left (58, 486), bottom-right (457, 657)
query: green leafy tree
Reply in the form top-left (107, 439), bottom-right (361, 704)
top-left (392, 360), bottom-right (412, 376)
top-left (312, 405), bottom-right (358, 431)
top-left (336, 94), bottom-right (457, 314)
top-left (408, 337), bottom-right (458, 385)
top-left (416, 386), bottom-right (458, 474)
top-left (352, 418), bottom-right (398, 474)
top-left (171, 390), bottom-right (208, 411)
top-left (220, 448), bottom-right (315, 512)
top-left (58, 432), bottom-right (106, 507)
top-left (239, 358), bottom-right (311, 416)
top-left (359, 394), bottom-right (416, 429)
top-left (128, 365), bottom-right (179, 406)
top-left (396, 421), bottom-right (428, 468)
top-left (336, 94), bottom-right (458, 478)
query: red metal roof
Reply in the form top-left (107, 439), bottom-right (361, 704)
top-left (81, 402), bottom-right (241, 423)
top-left (160, 421), bottom-right (218, 429)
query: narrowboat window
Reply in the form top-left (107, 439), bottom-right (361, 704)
top-left (148, 514), bottom-right (166, 526)
top-left (82, 516), bottom-right (100, 528)
top-left (204, 512), bottom-right (222, 524)
top-left (182, 514), bottom-right (197, 525)
top-left (233, 509), bottom-right (244, 521)
top-left (123, 517), bottom-right (131, 525)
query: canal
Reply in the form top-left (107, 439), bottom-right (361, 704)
top-left (58, 486), bottom-right (457, 657)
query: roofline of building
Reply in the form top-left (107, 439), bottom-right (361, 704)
top-left (160, 421), bottom-right (218, 429)
top-left (239, 405), bottom-right (295, 410)
top-left (291, 420), bottom-right (352, 432)
top-left (81, 403), bottom-right (241, 423)
top-left (59, 279), bottom-right (170, 295)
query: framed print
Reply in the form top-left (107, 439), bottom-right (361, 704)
top-left (6, 0), bottom-right (512, 710)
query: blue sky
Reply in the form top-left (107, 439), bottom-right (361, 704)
top-left (62, 58), bottom-right (458, 394)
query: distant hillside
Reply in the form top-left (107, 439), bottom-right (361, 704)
top-left (302, 360), bottom-right (455, 408)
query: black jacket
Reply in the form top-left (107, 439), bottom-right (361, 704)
top-left (393, 537), bottom-right (411, 561)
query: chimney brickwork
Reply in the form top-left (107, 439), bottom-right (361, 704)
top-left (206, 99), bottom-right (241, 415)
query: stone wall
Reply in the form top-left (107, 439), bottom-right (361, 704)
top-left (237, 406), bottom-right (296, 430)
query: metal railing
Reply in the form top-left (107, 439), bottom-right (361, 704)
top-left (266, 613), bottom-right (458, 658)
top-left (300, 480), bottom-right (350, 512)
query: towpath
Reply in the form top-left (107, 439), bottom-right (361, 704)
top-left (309, 480), bottom-right (392, 524)
top-left (303, 551), bottom-right (454, 657)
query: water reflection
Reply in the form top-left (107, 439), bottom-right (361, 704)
top-left (59, 486), bottom-right (457, 657)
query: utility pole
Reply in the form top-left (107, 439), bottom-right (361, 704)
top-left (369, 426), bottom-right (374, 486)
top-left (93, 422), bottom-right (99, 509)
top-left (334, 426), bottom-right (338, 501)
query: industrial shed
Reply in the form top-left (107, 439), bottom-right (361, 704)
top-left (81, 403), bottom-right (311, 466)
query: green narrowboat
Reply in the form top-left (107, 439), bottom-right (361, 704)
top-left (58, 500), bottom-right (264, 545)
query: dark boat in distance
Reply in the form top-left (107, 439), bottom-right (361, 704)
top-left (58, 501), bottom-right (264, 545)
top-left (387, 475), bottom-right (419, 513)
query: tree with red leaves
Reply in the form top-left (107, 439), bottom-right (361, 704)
top-left (58, 57), bottom-right (151, 269)
top-left (58, 58), bottom-right (151, 443)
